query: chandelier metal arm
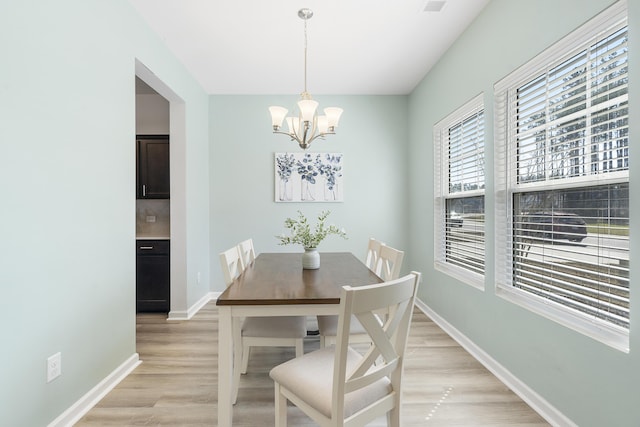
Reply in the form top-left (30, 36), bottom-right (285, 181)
top-left (271, 128), bottom-right (335, 150)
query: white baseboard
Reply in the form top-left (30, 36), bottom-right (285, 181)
top-left (414, 298), bottom-right (576, 427)
top-left (49, 292), bottom-right (221, 426)
top-left (47, 353), bottom-right (141, 427)
top-left (167, 291), bottom-right (219, 320)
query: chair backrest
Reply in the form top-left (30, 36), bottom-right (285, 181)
top-left (374, 244), bottom-right (404, 280)
top-left (365, 238), bottom-right (384, 271)
top-left (332, 272), bottom-right (421, 422)
top-left (219, 246), bottom-right (243, 286)
top-left (237, 238), bottom-right (256, 270)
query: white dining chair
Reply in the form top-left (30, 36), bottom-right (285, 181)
top-left (219, 245), bottom-right (244, 285)
top-left (365, 237), bottom-right (385, 270)
top-left (374, 244), bottom-right (405, 281)
top-left (237, 238), bottom-right (256, 270)
top-left (317, 242), bottom-right (405, 347)
top-left (314, 237), bottom-right (383, 340)
top-left (219, 244), bottom-right (307, 403)
top-left (270, 272), bottom-right (421, 427)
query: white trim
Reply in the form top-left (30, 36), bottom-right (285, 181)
top-left (414, 298), bottom-right (577, 427)
top-left (167, 291), bottom-right (218, 320)
top-left (47, 354), bottom-right (141, 427)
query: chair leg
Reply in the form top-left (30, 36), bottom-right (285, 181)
top-left (295, 339), bottom-right (303, 358)
top-left (388, 405), bottom-right (401, 427)
top-left (241, 344), bottom-right (250, 374)
top-left (274, 382), bottom-right (287, 427)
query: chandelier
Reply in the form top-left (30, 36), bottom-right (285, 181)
top-left (269, 8), bottom-right (343, 150)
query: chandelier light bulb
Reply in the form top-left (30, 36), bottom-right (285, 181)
top-left (324, 107), bottom-right (343, 130)
top-left (317, 115), bottom-right (329, 134)
top-left (269, 106), bottom-right (288, 130)
top-left (286, 117), bottom-right (300, 136)
top-left (297, 99), bottom-right (318, 123)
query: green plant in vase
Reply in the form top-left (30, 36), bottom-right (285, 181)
top-left (277, 210), bottom-right (347, 269)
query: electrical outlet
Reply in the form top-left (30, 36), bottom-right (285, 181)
top-left (47, 352), bottom-right (61, 383)
top-left (197, 272), bottom-right (201, 284)
top-left (145, 215), bottom-right (156, 223)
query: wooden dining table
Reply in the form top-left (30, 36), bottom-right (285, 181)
top-left (216, 252), bottom-right (383, 426)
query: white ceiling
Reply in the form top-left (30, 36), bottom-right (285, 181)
top-left (128, 0), bottom-right (489, 95)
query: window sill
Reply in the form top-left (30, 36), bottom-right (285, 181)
top-left (496, 285), bottom-right (629, 353)
top-left (434, 261), bottom-right (484, 291)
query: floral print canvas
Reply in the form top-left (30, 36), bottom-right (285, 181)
top-left (275, 152), bottom-right (344, 202)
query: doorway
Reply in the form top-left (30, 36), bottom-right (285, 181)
top-left (135, 59), bottom-right (188, 319)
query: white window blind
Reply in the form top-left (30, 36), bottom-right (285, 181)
top-left (434, 94), bottom-right (485, 286)
top-left (494, 2), bottom-right (629, 350)
top-left (512, 185), bottom-right (629, 328)
top-left (515, 27), bottom-right (628, 186)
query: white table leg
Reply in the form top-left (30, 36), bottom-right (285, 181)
top-left (232, 316), bottom-right (242, 404)
top-left (218, 306), bottom-right (233, 426)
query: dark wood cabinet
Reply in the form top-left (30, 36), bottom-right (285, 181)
top-left (136, 239), bottom-right (170, 313)
top-left (136, 135), bottom-right (169, 199)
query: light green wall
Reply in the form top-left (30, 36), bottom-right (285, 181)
top-left (408, 0), bottom-right (639, 425)
top-left (3, 0), bottom-right (639, 425)
top-left (0, 1), bottom-right (209, 425)
top-left (209, 95), bottom-right (409, 287)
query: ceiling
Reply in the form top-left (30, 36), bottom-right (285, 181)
top-left (128, 0), bottom-right (489, 95)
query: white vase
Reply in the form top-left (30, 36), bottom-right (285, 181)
top-left (302, 248), bottom-right (320, 269)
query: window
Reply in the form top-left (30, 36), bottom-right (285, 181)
top-left (434, 94), bottom-right (485, 287)
top-left (494, 2), bottom-right (629, 350)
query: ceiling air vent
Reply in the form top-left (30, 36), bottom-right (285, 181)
top-left (423, 0), bottom-right (446, 12)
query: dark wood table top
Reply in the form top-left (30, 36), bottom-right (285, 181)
top-left (216, 252), bottom-right (383, 306)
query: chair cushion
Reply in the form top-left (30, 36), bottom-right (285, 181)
top-left (269, 347), bottom-right (392, 418)
top-left (242, 316), bottom-right (307, 338)
top-left (317, 315), bottom-right (369, 337)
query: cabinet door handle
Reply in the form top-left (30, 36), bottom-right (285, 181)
top-left (142, 184), bottom-right (146, 197)
top-left (139, 246), bottom-right (154, 250)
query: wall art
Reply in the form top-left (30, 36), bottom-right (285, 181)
top-left (275, 152), bottom-right (344, 202)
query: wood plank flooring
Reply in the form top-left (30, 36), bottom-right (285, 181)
top-left (75, 302), bottom-right (550, 426)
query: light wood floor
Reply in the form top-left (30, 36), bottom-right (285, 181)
top-left (75, 302), bottom-right (550, 426)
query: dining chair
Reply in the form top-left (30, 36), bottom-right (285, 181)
top-left (373, 244), bottom-right (405, 281)
top-left (365, 237), bottom-right (384, 270)
top-left (219, 245), bottom-right (243, 285)
top-left (237, 238), bottom-right (256, 270)
top-left (219, 245), bottom-right (307, 403)
top-left (317, 242), bottom-right (405, 347)
top-left (270, 272), bottom-right (421, 427)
